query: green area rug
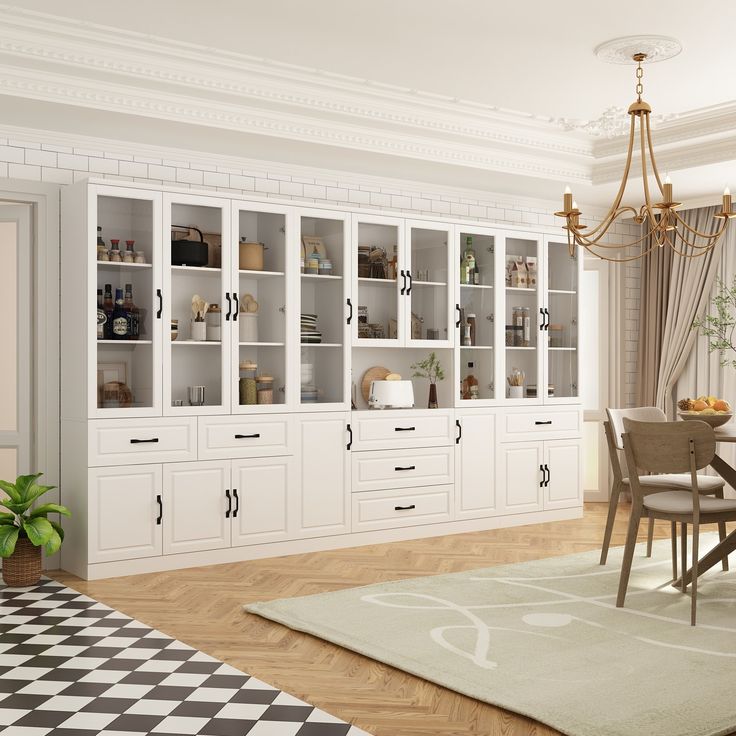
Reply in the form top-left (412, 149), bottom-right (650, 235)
top-left (246, 533), bottom-right (736, 736)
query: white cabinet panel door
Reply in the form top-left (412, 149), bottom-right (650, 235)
top-left (455, 411), bottom-right (496, 520)
top-left (231, 456), bottom-right (293, 546)
top-left (89, 465), bottom-right (163, 563)
top-left (496, 441), bottom-right (544, 514)
top-left (296, 413), bottom-right (350, 538)
top-left (163, 461), bottom-right (230, 554)
top-left (544, 439), bottom-right (583, 510)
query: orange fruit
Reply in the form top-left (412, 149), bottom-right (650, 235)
top-left (692, 400), bottom-right (708, 411)
top-left (714, 399), bottom-right (730, 412)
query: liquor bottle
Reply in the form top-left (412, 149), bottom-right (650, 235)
top-left (123, 283), bottom-right (139, 340)
top-left (103, 284), bottom-right (114, 339)
top-left (96, 289), bottom-right (105, 340)
top-left (97, 226), bottom-right (105, 247)
top-left (111, 288), bottom-right (129, 339)
top-left (465, 362), bottom-right (479, 400)
top-left (462, 236), bottom-right (476, 285)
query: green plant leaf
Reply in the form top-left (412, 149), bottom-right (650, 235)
top-left (49, 520), bottom-right (65, 543)
top-left (0, 512), bottom-right (16, 522)
top-left (1, 499), bottom-right (36, 515)
top-left (14, 473), bottom-right (43, 501)
top-left (24, 483), bottom-right (56, 506)
top-left (29, 504), bottom-right (71, 519)
top-left (44, 528), bottom-right (62, 557)
top-left (21, 517), bottom-right (54, 547)
top-left (0, 524), bottom-right (19, 558)
top-left (0, 479), bottom-right (21, 503)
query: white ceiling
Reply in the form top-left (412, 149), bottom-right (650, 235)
top-left (1, 1), bottom-right (735, 206)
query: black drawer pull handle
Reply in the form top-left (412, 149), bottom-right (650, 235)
top-left (130, 438), bottom-right (159, 444)
top-left (394, 426), bottom-right (415, 432)
top-left (535, 420), bottom-right (553, 425)
top-left (234, 433), bottom-right (261, 439)
top-left (395, 504), bottom-right (416, 511)
top-left (156, 494), bottom-right (163, 525)
top-left (233, 488), bottom-right (239, 518)
top-left (395, 465), bottom-right (416, 471)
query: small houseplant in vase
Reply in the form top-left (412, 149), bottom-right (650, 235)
top-left (0, 473), bottom-right (70, 587)
top-left (411, 352), bottom-right (445, 408)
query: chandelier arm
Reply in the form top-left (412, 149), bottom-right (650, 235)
top-left (670, 209), bottom-right (728, 240)
top-left (644, 113), bottom-right (664, 195)
top-left (578, 242), bottom-right (660, 263)
top-left (567, 205), bottom-right (641, 246)
top-left (639, 113), bottom-right (659, 226)
top-left (573, 225), bottom-right (654, 250)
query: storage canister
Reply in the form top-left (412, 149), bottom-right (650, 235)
top-left (206, 304), bottom-right (221, 341)
top-left (239, 361), bottom-right (258, 405)
top-left (239, 238), bottom-right (265, 271)
top-left (256, 375), bottom-right (274, 405)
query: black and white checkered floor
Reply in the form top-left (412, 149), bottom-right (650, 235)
top-left (0, 578), bottom-right (370, 736)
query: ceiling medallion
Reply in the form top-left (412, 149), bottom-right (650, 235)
top-left (556, 45), bottom-right (734, 263)
top-left (593, 35), bottom-right (683, 64)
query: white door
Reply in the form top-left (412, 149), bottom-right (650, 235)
top-left (544, 439), bottom-right (583, 510)
top-left (296, 413), bottom-right (350, 537)
top-left (163, 461), bottom-right (231, 554)
top-left (232, 456), bottom-right (293, 546)
top-left (88, 465), bottom-right (163, 563)
top-left (496, 441), bottom-right (544, 514)
top-left (455, 411), bottom-right (496, 520)
top-left (0, 205), bottom-right (32, 478)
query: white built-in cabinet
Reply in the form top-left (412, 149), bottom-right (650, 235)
top-left (61, 179), bottom-right (583, 580)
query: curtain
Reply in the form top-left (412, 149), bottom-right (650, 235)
top-left (654, 206), bottom-right (723, 417)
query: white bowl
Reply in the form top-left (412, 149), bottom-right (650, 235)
top-left (678, 411), bottom-right (732, 428)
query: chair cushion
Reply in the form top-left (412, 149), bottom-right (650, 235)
top-left (643, 491), bottom-right (736, 515)
top-left (622, 473), bottom-right (725, 492)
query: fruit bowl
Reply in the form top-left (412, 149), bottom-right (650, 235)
top-left (678, 411), bottom-right (733, 428)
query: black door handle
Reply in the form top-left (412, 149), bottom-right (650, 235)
top-left (545, 464), bottom-right (551, 487)
top-left (130, 438), bottom-right (159, 444)
top-left (156, 289), bottom-right (163, 319)
top-left (394, 426), bottom-right (415, 432)
top-left (539, 307), bottom-right (545, 331)
top-left (394, 465), bottom-right (416, 471)
top-left (225, 488), bottom-right (231, 518)
top-left (225, 292), bottom-right (231, 321)
top-left (394, 504), bottom-right (416, 511)
top-left (400, 269), bottom-right (406, 295)
top-left (456, 419), bottom-right (462, 444)
top-left (544, 308), bottom-right (550, 330)
top-left (455, 304), bottom-right (462, 328)
top-left (234, 433), bottom-right (261, 439)
top-left (233, 292), bottom-right (239, 321)
top-left (346, 423), bottom-right (353, 450)
top-left (539, 465), bottom-right (545, 488)
top-left (156, 494), bottom-right (163, 525)
top-left (535, 420), bottom-right (553, 425)
top-left (406, 272), bottom-right (413, 295)
top-left (346, 298), bottom-right (353, 325)
top-left (233, 488), bottom-right (239, 518)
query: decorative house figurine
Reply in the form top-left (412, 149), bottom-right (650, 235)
top-left (526, 256), bottom-right (538, 288)
top-left (511, 260), bottom-right (528, 288)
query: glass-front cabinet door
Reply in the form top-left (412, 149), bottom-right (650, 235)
top-left (232, 202), bottom-right (291, 412)
top-left (298, 209), bottom-right (350, 410)
top-left (455, 227), bottom-right (496, 404)
top-left (405, 221), bottom-right (454, 348)
top-left (351, 215), bottom-right (404, 347)
top-left (92, 186), bottom-right (162, 417)
top-left (502, 232), bottom-right (544, 402)
top-left (544, 238), bottom-right (580, 403)
top-left (163, 193), bottom-right (231, 415)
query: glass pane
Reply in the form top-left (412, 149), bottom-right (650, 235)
top-left (300, 216), bottom-right (345, 406)
top-left (547, 241), bottom-right (579, 399)
top-left (356, 221), bottom-right (399, 342)
top-left (169, 202), bottom-right (225, 409)
top-left (236, 209), bottom-right (287, 408)
top-left (504, 237), bottom-right (539, 398)
top-left (409, 227), bottom-right (448, 342)
top-left (96, 196), bottom-right (155, 410)
top-left (459, 231), bottom-right (495, 401)
top-left (0, 222), bottom-right (17, 431)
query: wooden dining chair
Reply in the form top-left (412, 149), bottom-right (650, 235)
top-left (617, 419), bottom-right (736, 625)
top-left (600, 407), bottom-right (728, 573)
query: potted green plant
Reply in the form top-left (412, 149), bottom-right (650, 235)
top-left (411, 352), bottom-right (445, 408)
top-left (0, 473), bottom-right (70, 587)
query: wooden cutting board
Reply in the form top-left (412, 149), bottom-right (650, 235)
top-left (361, 366), bottom-right (391, 403)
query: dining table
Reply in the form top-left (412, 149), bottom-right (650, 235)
top-left (679, 424), bottom-right (736, 586)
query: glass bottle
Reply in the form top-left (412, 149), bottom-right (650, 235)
top-left (123, 284), bottom-right (139, 340)
top-left (111, 288), bottom-right (129, 339)
top-left (97, 226), bottom-right (105, 248)
top-left (466, 313), bottom-right (477, 346)
top-left (103, 284), bottom-right (114, 339)
top-left (461, 236), bottom-right (476, 285)
top-left (96, 289), bottom-right (105, 340)
top-left (464, 362), bottom-right (479, 400)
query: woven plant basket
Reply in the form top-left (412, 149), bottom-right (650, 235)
top-left (2, 535), bottom-right (42, 587)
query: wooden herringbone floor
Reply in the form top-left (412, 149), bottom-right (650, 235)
top-left (53, 503), bottom-right (724, 736)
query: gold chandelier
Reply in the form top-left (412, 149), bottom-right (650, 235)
top-left (556, 53), bottom-right (735, 262)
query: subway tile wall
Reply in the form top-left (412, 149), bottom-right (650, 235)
top-left (0, 130), bottom-right (641, 407)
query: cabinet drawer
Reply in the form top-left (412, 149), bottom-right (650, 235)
top-left (499, 409), bottom-right (581, 441)
top-left (89, 418), bottom-right (197, 466)
top-left (352, 485), bottom-right (453, 532)
top-left (351, 446), bottom-right (453, 492)
top-left (198, 415), bottom-right (292, 459)
top-left (351, 411), bottom-right (454, 450)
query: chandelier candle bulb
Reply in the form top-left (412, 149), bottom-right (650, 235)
top-left (564, 186), bottom-right (573, 213)
top-left (663, 175), bottom-right (673, 204)
top-left (724, 187), bottom-right (732, 214)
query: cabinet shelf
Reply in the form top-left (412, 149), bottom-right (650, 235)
top-left (548, 347), bottom-right (577, 351)
top-left (238, 341), bottom-right (285, 347)
top-left (172, 340), bottom-right (222, 346)
top-left (548, 289), bottom-right (577, 295)
top-left (460, 283), bottom-right (493, 290)
top-left (506, 346), bottom-right (536, 350)
top-left (239, 269), bottom-right (285, 279)
top-left (300, 342), bottom-right (342, 347)
top-left (171, 265), bottom-right (221, 274)
top-left (97, 339), bottom-right (153, 345)
top-left (412, 280), bottom-right (446, 287)
top-left (505, 286), bottom-right (537, 293)
top-left (97, 261), bottom-right (152, 271)
top-left (358, 277), bottom-right (397, 286)
top-left (301, 273), bottom-right (342, 281)
top-left (460, 345), bottom-right (493, 350)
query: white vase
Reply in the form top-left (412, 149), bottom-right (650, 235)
top-left (509, 385), bottom-right (524, 399)
top-left (239, 313), bottom-right (258, 342)
top-left (191, 320), bottom-right (206, 341)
